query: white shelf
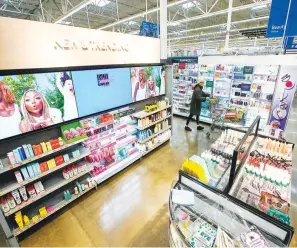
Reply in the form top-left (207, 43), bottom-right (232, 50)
top-left (132, 105), bottom-right (171, 119)
top-left (141, 137), bottom-right (171, 156)
top-left (0, 138), bottom-right (88, 175)
top-left (13, 182), bottom-right (96, 237)
top-left (138, 126), bottom-right (172, 144)
top-left (94, 152), bottom-right (141, 184)
top-left (4, 164), bottom-right (94, 216)
top-left (136, 115), bottom-right (172, 130)
top-left (0, 151), bottom-right (91, 196)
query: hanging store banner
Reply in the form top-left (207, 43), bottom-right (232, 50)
top-left (268, 66), bottom-right (297, 132)
top-left (0, 17), bottom-right (160, 71)
top-left (266, 0), bottom-right (297, 38)
top-left (284, 37), bottom-right (297, 49)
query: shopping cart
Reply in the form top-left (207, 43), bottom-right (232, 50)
top-left (206, 97), bottom-right (226, 139)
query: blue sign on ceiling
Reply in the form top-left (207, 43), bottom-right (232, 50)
top-left (284, 37), bottom-right (297, 49)
top-left (140, 21), bottom-right (160, 38)
top-left (266, 0), bottom-right (297, 38)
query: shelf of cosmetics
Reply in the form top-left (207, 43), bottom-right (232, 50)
top-left (136, 111), bottom-right (171, 130)
top-left (181, 130), bottom-right (244, 186)
top-left (135, 129), bottom-right (171, 154)
top-left (1, 161), bottom-right (90, 216)
top-left (0, 137), bottom-right (83, 173)
top-left (14, 177), bottom-right (96, 236)
top-left (230, 137), bottom-right (293, 225)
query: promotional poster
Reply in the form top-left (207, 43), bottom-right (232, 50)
top-left (72, 68), bottom-right (133, 117)
top-left (268, 66), bottom-right (297, 132)
top-left (0, 72), bottom-right (79, 140)
top-left (131, 66), bottom-right (165, 102)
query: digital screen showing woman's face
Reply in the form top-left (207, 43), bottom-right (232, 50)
top-left (148, 76), bottom-right (154, 88)
top-left (24, 91), bottom-right (43, 114)
top-left (65, 79), bottom-right (74, 93)
top-left (131, 68), bottom-right (137, 77)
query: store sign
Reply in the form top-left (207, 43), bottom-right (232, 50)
top-left (268, 66), bottom-right (297, 131)
top-left (0, 17), bottom-right (160, 70)
top-left (266, 0), bottom-right (297, 38)
top-left (140, 21), bottom-right (160, 38)
top-left (55, 39), bottom-right (129, 52)
top-left (284, 37), bottom-right (297, 49)
top-left (97, 73), bottom-right (110, 86)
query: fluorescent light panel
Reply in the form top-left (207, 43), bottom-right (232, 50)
top-left (94, 0), bottom-right (110, 7)
top-left (182, 1), bottom-right (200, 9)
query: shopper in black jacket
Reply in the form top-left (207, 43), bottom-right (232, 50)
top-left (185, 81), bottom-right (210, 131)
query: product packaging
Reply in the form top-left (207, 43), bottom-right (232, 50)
top-left (12, 190), bottom-right (22, 205)
top-left (13, 149), bottom-right (22, 164)
top-left (20, 167), bottom-right (30, 181)
top-left (22, 145), bottom-right (31, 159)
top-left (18, 147), bottom-right (26, 161)
top-left (26, 165), bottom-right (35, 178)
top-left (47, 159), bottom-right (56, 169)
top-left (46, 142), bottom-right (52, 151)
top-left (27, 144), bottom-right (35, 158)
top-left (39, 207), bottom-right (47, 217)
top-left (7, 152), bottom-right (16, 165)
top-left (6, 194), bottom-right (16, 209)
top-left (23, 215), bottom-right (30, 225)
top-left (0, 198), bottom-right (10, 213)
top-left (38, 181), bottom-right (45, 192)
top-left (15, 211), bottom-right (24, 229)
top-left (63, 154), bottom-right (70, 162)
top-left (14, 171), bottom-right (24, 183)
top-left (34, 182), bottom-right (42, 194)
top-left (27, 185), bottom-right (37, 198)
top-left (54, 155), bottom-right (64, 166)
top-left (40, 142), bottom-right (48, 153)
top-left (19, 187), bottom-right (28, 202)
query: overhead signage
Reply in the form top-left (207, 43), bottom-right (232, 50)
top-left (266, 0), bottom-right (297, 38)
top-left (243, 66), bottom-right (254, 74)
top-left (140, 21), bottom-right (160, 38)
top-left (284, 37), bottom-right (297, 49)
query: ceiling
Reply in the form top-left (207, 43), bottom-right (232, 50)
top-left (0, 0), bottom-right (281, 52)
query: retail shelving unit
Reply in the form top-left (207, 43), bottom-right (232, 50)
top-left (169, 170), bottom-right (294, 248)
top-left (169, 57), bottom-right (199, 119)
top-left (0, 101), bottom-right (173, 246)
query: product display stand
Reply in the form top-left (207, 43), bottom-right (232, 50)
top-left (169, 170), bottom-right (294, 248)
top-left (0, 99), bottom-right (172, 246)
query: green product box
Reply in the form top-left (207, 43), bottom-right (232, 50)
top-left (61, 121), bottom-right (87, 144)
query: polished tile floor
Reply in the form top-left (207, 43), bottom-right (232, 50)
top-left (1, 108), bottom-right (296, 247)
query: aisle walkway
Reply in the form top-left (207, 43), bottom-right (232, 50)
top-left (20, 117), bottom-right (213, 246)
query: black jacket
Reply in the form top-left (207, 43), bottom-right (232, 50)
top-left (189, 85), bottom-right (210, 115)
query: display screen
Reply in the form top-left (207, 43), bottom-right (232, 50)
top-left (72, 68), bottom-right (133, 117)
top-left (0, 72), bottom-right (79, 140)
top-left (0, 65), bottom-right (165, 140)
top-left (131, 66), bottom-right (165, 102)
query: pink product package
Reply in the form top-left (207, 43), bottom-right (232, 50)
top-left (47, 205), bottom-right (55, 213)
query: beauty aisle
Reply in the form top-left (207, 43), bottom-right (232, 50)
top-left (169, 170), bottom-right (294, 248)
top-left (173, 63), bottom-right (280, 129)
top-left (0, 101), bottom-right (172, 238)
top-left (172, 61), bottom-right (198, 117)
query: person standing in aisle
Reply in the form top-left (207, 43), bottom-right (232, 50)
top-left (185, 81), bottom-right (210, 131)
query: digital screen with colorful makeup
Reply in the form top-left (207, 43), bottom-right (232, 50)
top-left (0, 72), bottom-right (79, 140)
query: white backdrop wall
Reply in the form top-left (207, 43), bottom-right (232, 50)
top-left (0, 17), bottom-right (161, 70)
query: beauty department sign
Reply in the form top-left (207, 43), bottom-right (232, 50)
top-left (0, 17), bottom-right (160, 70)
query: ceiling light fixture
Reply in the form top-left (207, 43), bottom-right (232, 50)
top-left (182, 1), bottom-right (200, 9)
top-left (94, 0), bottom-right (110, 7)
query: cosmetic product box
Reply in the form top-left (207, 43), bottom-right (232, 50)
top-left (39, 162), bottom-right (48, 173)
top-left (49, 139), bottom-right (60, 150)
top-left (22, 145), bottom-right (31, 159)
top-left (63, 154), bottom-right (70, 162)
top-left (47, 159), bottom-right (56, 169)
top-left (14, 171), bottom-right (24, 183)
top-left (27, 145), bottom-right (35, 158)
top-left (19, 186), bottom-right (28, 202)
top-left (11, 190), bottom-right (22, 205)
top-left (26, 165), bottom-right (35, 178)
top-left (34, 182), bottom-right (42, 194)
top-left (20, 167), bottom-right (30, 181)
top-left (32, 163), bottom-right (41, 176)
top-left (7, 152), bottom-right (16, 165)
top-left (72, 150), bottom-right (80, 158)
top-left (13, 149), bottom-right (22, 164)
top-left (40, 142), bottom-right (48, 153)
top-left (39, 207), bottom-right (47, 217)
top-left (54, 155), bottom-right (64, 166)
top-left (37, 181), bottom-right (44, 192)
top-left (32, 145), bottom-right (43, 156)
top-left (46, 142), bottom-right (52, 151)
top-left (17, 147), bottom-right (27, 161)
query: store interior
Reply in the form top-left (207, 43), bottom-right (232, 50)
top-left (0, 0), bottom-right (297, 247)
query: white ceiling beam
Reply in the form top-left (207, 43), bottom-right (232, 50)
top-left (168, 15), bottom-right (269, 36)
top-left (54, 0), bottom-right (93, 24)
top-left (169, 25), bottom-right (267, 41)
top-left (97, 0), bottom-right (189, 30)
top-left (168, 0), bottom-right (271, 26)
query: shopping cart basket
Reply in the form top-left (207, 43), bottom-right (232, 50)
top-left (206, 97), bottom-right (226, 139)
